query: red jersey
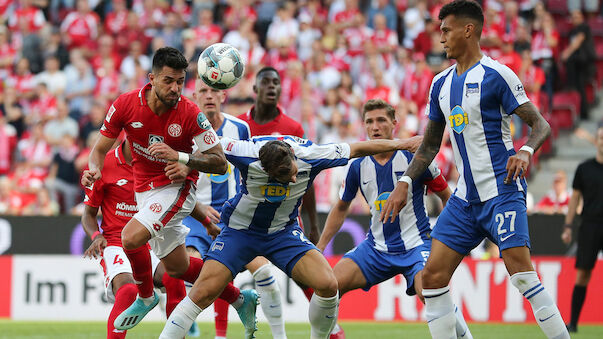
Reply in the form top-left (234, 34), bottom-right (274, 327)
top-left (238, 106), bottom-right (304, 137)
top-left (60, 11), bottom-right (99, 49)
top-left (8, 6), bottom-right (45, 33)
top-left (100, 83), bottom-right (219, 192)
top-left (84, 146), bottom-right (137, 247)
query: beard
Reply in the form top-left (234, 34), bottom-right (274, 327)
top-left (156, 90), bottom-right (179, 107)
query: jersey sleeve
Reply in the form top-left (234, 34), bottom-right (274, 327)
top-left (339, 161), bottom-right (360, 202)
top-left (427, 77), bottom-right (446, 123)
top-left (84, 178), bottom-right (104, 208)
top-left (193, 112), bottom-right (220, 152)
top-left (220, 137), bottom-right (257, 170)
top-left (495, 64), bottom-right (530, 115)
top-left (294, 140), bottom-right (351, 171)
top-left (100, 97), bottom-right (125, 139)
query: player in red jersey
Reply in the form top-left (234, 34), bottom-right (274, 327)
top-left (82, 141), bottom-right (220, 339)
top-left (238, 66), bottom-right (333, 338)
top-left (82, 47), bottom-right (258, 332)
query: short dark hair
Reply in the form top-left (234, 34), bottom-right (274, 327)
top-left (439, 0), bottom-right (484, 28)
top-left (362, 99), bottom-right (396, 120)
top-left (259, 140), bottom-right (295, 179)
top-left (256, 66), bottom-right (280, 80)
top-left (152, 47), bottom-right (188, 73)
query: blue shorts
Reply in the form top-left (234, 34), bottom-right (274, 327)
top-left (344, 240), bottom-right (430, 296)
top-left (183, 216), bottom-right (221, 257)
top-left (204, 223), bottom-right (318, 278)
top-left (431, 192), bottom-right (531, 256)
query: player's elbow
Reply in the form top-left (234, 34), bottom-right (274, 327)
top-left (215, 157), bottom-right (228, 174)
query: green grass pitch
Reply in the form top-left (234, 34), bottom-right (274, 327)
top-left (0, 321), bottom-right (602, 339)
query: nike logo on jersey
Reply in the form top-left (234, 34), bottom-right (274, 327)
top-left (362, 180), bottom-right (370, 185)
top-left (500, 233), bottom-right (515, 242)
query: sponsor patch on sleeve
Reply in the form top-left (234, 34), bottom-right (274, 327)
top-left (197, 112), bottom-right (211, 130)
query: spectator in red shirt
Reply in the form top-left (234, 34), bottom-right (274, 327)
top-left (7, 58), bottom-right (36, 100)
top-left (518, 49), bottom-right (545, 110)
top-left (535, 170), bottom-right (571, 214)
top-left (0, 113), bottom-right (17, 176)
top-left (498, 35), bottom-right (522, 74)
top-left (0, 26), bottom-right (16, 80)
top-left (104, 0), bottom-right (129, 36)
top-left (414, 18), bottom-right (435, 56)
top-left (7, 0), bottom-right (46, 33)
top-left (60, 0), bottom-right (99, 51)
top-left (371, 13), bottom-right (398, 68)
top-left (193, 8), bottom-right (222, 50)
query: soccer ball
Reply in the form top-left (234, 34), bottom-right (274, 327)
top-left (197, 43), bottom-right (245, 90)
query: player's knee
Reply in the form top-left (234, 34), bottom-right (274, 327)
top-left (121, 232), bottom-right (138, 250)
top-left (422, 265), bottom-right (448, 289)
top-left (315, 275), bottom-right (338, 297)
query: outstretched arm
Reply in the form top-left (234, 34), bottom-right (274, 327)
top-left (504, 102), bottom-right (551, 184)
top-left (317, 199), bottom-right (352, 252)
top-left (148, 143), bottom-right (228, 175)
top-left (349, 135), bottom-right (423, 158)
top-left (82, 134), bottom-right (115, 187)
top-left (379, 119), bottom-right (446, 222)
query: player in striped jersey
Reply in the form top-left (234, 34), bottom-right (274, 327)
top-left (182, 79), bottom-right (285, 339)
top-left (159, 134), bottom-right (423, 339)
top-left (317, 99), bottom-right (472, 338)
top-left (380, 1), bottom-right (569, 338)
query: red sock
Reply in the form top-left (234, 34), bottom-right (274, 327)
top-left (162, 272), bottom-right (186, 317)
top-left (107, 283), bottom-right (137, 339)
top-left (303, 287), bottom-right (314, 301)
top-left (179, 256), bottom-right (204, 284)
top-left (124, 246), bottom-right (154, 298)
top-left (180, 256), bottom-right (240, 304)
top-left (214, 298), bottom-right (229, 337)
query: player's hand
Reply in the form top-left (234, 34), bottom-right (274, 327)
top-left (561, 227), bottom-right (572, 245)
top-left (380, 181), bottom-right (409, 223)
top-left (504, 150), bottom-right (531, 184)
top-left (200, 204), bottom-right (221, 223)
top-left (81, 169), bottom-right (101, 187)
top-left (84, 235), bottom-right (107, 260)
top-left (399, 135), bottom-right (424, 153)
top-left (205, 223), bottom-right (221, 240)
top-left (149, 142), bottom-right (178, 162)
top-left (165, 161), bottom-right (191, 183)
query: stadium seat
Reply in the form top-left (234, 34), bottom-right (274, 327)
top-left (588, 17), bottom-right (603, 41)
top-left (551, 90), bottom-right (580, 129)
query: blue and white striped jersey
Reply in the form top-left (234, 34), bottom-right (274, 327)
top-left (340, 151), bottom-right (441, 253)
top-left (196, 113), bottom-right (250, 211)
top-left (427, 55), bottom-right (529, 203)
top-left (220, 135), bottom-right (351, 233)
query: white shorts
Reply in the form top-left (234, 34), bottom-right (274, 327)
top-left (134, 181), bottom-right (196, 258)
top-left (100, 246), bottom-right (160, 303)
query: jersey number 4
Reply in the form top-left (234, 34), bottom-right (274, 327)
top-left (113, 255), bottom-right (124, 265)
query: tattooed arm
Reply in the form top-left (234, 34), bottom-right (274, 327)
top-left (379, 119), bottom-right (446, 222)
top-left (504, 102), bottom-right (551, 184)
top-left (148, 142), bottom-right (228, 174)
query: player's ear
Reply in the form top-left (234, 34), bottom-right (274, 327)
top-left (465, 22), bottom-right (474, 39)
top-left (253, 83), bottom-right (258, 94)
top-left (148, 72), bottom-right (155, 85)
top-left (219, 91), bottom-right (226, 104)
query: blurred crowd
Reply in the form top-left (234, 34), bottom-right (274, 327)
top-left (0, 0), bottom-right (600, 215)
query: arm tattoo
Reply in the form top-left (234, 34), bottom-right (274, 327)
top-left (188, 147), bottom-right (228, 174)
top-left (513, 102), bottom-right (551, 151)
top-left (405, 120), bottom-right (445, 180)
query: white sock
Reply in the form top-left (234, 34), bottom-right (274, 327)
top-left (253, 264), bottom-right (287, 339)
top-left (309, 292), bottom-right (338, 339)
top-left (454, 305), bottom-right (472, 339)
top-left (159, 296), bottom-right (203, 339)
top-left (510, 272), bottom-right (570, 339)
top-left (424, 287), bottom-right (456, 339)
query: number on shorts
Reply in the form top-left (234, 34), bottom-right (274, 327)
top-left (496, 211), bottom-right (516, 235)
top-left (113, 255), bottom-right (124, 265)
top-left (421, 251), bottom-right (430, 262)
top-left (292, 230), bottom-right (312, 245)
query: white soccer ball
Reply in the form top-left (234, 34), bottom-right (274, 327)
top-left (197, 43), bottom-right (245, 90)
